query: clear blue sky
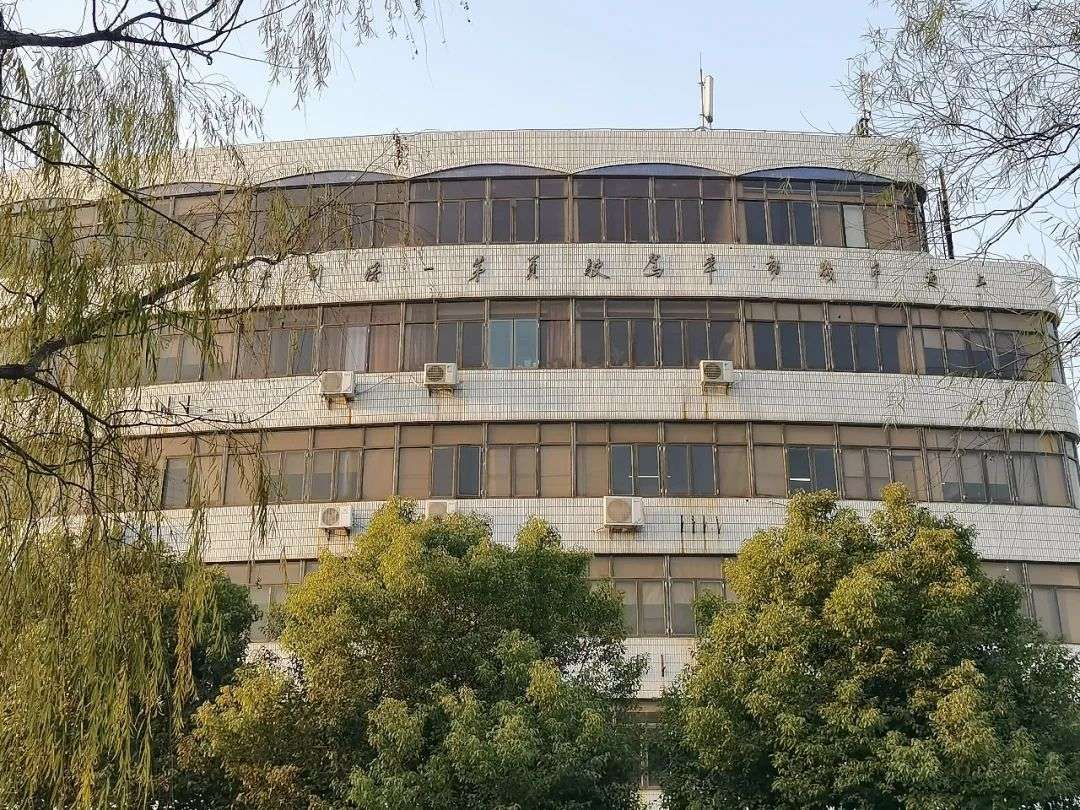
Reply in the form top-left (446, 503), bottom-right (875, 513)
top-left (241, 0), bottom-right (893, 140)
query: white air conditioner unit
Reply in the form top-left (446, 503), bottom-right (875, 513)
top-left (423, 362), bottom-right (459, 392)
top-left (699, 359), bottom-right (735, 393)
top-left (318, 504), bottom-right (353, 533)
top-left (319, 370), bottom-right (355, 402)
top-left (603, 496), bottom-right (644, 532)
top-left (424, 499), bottom-right (458, 518)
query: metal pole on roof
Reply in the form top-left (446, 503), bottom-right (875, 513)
top-left (938, 167), bottom-right (955, 259)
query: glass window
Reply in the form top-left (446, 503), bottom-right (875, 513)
top-left (514, 199), bottom-right (536, 242)
top-left (778, 322), bottom-right (801, 369)
top-left (891, 450), bottom-right (927, 500)
top-left (740, 200), bottom-right (767, 244)
top-left (1058, 590), bottom-right (1080, 643)
top-left (853, 324), bottom-right (878, 372)
top-left (660, 321), bottom-right (683, 367)
top-left (841, 448), bottom-right (868, 499)
top-left (878, 325), bottom-right (909, 374)
top-left (655, 199), bottom-right (677, 241)
top-left (361, 448), bottom-right (394, 500)
top-left (665, 444), bottom-right (689, 495)
top-left (578, 319), bottom-right (604, 367)
top-left (685, 321), bottom-right (709, 366)
top-left (328, 450), bottom-right (358, 501)
top-left (792, 201), bottom-right (814, 245)
top-left (309, 450), bottom-right (334, 501)
top-left (367, 324), bottom-right (400, 372)
top-left (161, 457), bottom-right (191, 508)
top-left (670, 581), bottom-right (696, 635)
top-left (636, 444), bottom-right (661, 496)
top-left (489, 320), bottom-right (513, 369)
top-left (915, 328), bottom-right (946, 375)
top-left (1036, 455), bottom-right (1070, 506)
top-left (404, 323), bottom-right (435, 371)
top-left (1032, 587), bottom-right (1062, 638)
top-left (768, 201), bottom-right (790, 244)
top-left (640, 581), bottom-right (666, 635)
top-left (631, 319), bottom-right (656, 366)
top-left (627, 198), bottom-right (650, 242)
top-left (410, 201), bottom-right (438, 245)
top-left (577, 198), bottom-right (602, 241)
top-left (717, 446), bottom-right (749, 497)
top-left (787, 446), bottom-right (812, 492)
top-left (830, 323), bottom-right (855, 372)
top-left (985, 452), bottom-right (1012, 503)
top-left (951, 446), bottom-right (986, 496)
top-left (540, 320), bottom-right (570, 368)
top-left (538, 198), bottom-right (565, 242)
top-left (753, 445), bottom-right (786, 497)
top-left (280, 451), bottom-right (306, 501)
top-left (577, 444), bottom-right (608, 496)
top-left (604, 198), bottom-right (626, 242)
top-left (801, 322), bottom-right (827, 370)
top-left (616, 580), bottom-right (639, 634)
top-left (458, 446), bottom-right (481, 497)
top-left (813, 447), bottom-right (838, 492)
top-left (819, 203), bottom-right (843, 246)
top-left (539, 446), bottom-right (572, 497)
top-left (398, 447), bottom-right (430, 498)
top-left (709, 321), bottom-right (739, 363)
top-left (929, 451), bottom-right (962, 502)
top-left (690, 444), bottom-right (716, 495)
top-left (842, 205), bottom-right (866, 248)
top-left (514, 319), bottom-right (539, 368)
top-left (749, 322), bottom-right (777, 369)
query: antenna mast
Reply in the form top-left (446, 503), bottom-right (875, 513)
top-left (698, 56), bottom-right (714, 130)
top-left (854, 72), bottom-right (872, 136)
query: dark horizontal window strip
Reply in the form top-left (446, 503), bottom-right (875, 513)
top-left (71, 172), bottom-right (925, 260)
top-left (152, 421), bottom-right (1080, 510)
top-left (144, 299), bottom-right (1063, 384)
top-left (207, 555), bottom-right (1080, 643)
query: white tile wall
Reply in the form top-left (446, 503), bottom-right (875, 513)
top-left (143, 370), bottom-right (1078, 436)
top-left (228, 243), bottom-right (1059, 318)
top-left (178, 129), bottom-right (925, 188)
top-left (181, 497), bottom-right (1080, 566)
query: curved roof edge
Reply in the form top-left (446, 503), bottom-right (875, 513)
top-left (178, 128), bottom-right (925, 189)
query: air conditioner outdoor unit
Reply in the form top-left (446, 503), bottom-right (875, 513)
top-left (699, 360), bottom-right (734, 393)
top-left (424, 499), bottom-right (458, 518)
top-left (423, 362), bottom-right (459, 392)
top-left (319, 370), bottom-right (356, 402)
top-left (603, 496), bottom-right (644, 532)
top-left (318, 504), bottom-right (353, 533)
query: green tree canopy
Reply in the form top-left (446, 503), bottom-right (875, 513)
top-left (0, 550), bottom-right (256, 807)
top-left (182, 500), bottom-right (644, 809)
top-left (0, 3), bottom-right (452, 806)
top-left (660, 485), bottom-right (1080, 810)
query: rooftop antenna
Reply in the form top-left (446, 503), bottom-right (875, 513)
top-left (698, 56), bottom-right (714, 130)
top-left (854, 72), bottom-right (872, 136)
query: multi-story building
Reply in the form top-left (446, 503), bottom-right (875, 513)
top-left (142, 128), bottom-right (1080, 724)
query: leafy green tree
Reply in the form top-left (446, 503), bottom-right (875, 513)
top-left (0, 3), bottom-right (452, 806)
top-left (183, 500), bottom-right (644, 809)
top-left (0, 548), bottom-right (256, 808)
top-left (660, 485), bottom-right (1080, 809)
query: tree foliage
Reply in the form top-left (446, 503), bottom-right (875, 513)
top-left (182, 500), bottom-right (644, 809)
top-left (0, 2), bottom-right (452, 807)
top-left (850, 0), bottom-right (1080, 364)
top-left (660, 485), bottom-right (1080, 809)
top-left (0, 553), bottom-right (256, 807)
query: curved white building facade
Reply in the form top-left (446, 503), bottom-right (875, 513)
top-left (140, 129), bottom-right (1080, 709)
